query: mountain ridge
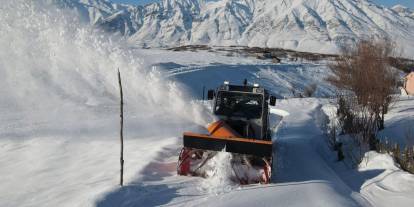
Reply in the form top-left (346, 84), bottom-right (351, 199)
top-left (52, 0), bottom-right (414, 56)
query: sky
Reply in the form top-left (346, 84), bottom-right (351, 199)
top-left (111, 0), bottom-right (414, 8)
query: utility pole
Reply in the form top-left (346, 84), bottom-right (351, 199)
top-left (118, 69), bottom-right (124, 186)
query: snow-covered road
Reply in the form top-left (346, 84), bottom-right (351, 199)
top-left (95, 99), bottom-right (372, 207)
top-left (181, 99), bottom-right (370, 207)
top-left (272, 99), bottom-right (371, 207)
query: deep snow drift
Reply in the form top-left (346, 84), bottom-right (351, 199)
top-left (0, 1), bottom-right (208, 206)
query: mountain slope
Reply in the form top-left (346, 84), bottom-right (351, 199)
top-left (55, 0), bottom-right (414, 56)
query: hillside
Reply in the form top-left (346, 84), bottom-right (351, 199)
top-left (54, 0), bottom-right (414, 57)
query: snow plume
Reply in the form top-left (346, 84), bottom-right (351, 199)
top-left (200, 152), bottom-right (236, 195)
top-left (0, 0), bottom-right (210, 139)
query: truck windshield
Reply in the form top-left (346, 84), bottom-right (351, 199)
top-left (214, 91), bottom-right (263, 119)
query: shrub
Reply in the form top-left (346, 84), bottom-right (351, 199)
top-left (327, 39), bottom-right (398, 150)
top-left (377, 140), bottom-right (414, 174)
top-left (303, 83), bottom-right (317, 97)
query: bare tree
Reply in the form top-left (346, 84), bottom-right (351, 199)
top-left (328, 39), bottom-right (399, 150)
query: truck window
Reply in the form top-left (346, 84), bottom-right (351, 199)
top-left (214, 91), bottom-right (263, 119)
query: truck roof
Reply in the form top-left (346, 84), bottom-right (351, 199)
top-left (218, 84), bottom-right (267, 95)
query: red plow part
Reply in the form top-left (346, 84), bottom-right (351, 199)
top-left (177, 120), bottom-right (273, 184)
top-left (177, 147), bottom-right (272, 184)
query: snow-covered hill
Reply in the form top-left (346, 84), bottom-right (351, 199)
top-left (54, 0), bottom-right (414, 56)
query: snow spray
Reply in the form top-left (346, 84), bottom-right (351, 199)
top-left (0, 0), bottom-right (210, 138)
top-left (199, 151), bottom-right (237, 195)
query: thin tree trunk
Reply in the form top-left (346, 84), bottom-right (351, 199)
top-left (118, 69), bottom-right (124, 186)
top-left (202, 86), bottom-right (205, 100)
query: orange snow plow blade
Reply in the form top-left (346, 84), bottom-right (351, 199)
top-left (183, 120), bottom-right (272, 157)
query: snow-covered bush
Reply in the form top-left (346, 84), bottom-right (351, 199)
top-left (377, 127), bottom-right (414, 173)
top-left (322, 100), bottom-right (376, 167)
top-left (321, 102), bottom-right (348, 162)
top-left (377, 139), bottom-right (414, 174)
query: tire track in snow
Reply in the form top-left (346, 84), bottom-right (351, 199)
top-left (272, 99), bottom-right (373, 207)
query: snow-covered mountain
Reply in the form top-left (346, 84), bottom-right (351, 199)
top-left (391, 4), bottom-right (414, 17)
top-left (54, 0), bottom-right (414, 56)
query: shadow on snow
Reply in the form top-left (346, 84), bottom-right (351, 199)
top-left (95, 145), bottom-right (182, 207)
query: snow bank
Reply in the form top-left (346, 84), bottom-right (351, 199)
top-left (359, 151), bottom-right (414, 207)
top-left (377, 96), bottom-right (414, 147)
top-left (359, 151), bottom-right (400, 171)
top-left (320, 100), bottom-right (414, 207)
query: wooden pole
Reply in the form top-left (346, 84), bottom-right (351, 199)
top-left (202, 86), bottom-right (205, 100)
top-left (118, 69), bottom-right (124, 186)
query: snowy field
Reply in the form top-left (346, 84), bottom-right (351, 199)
top-left (1, 1), bottom-right (414, 207)
top-left (378, 96), bottom-right (414, 147)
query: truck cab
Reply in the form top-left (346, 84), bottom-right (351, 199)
top-left (208, 82), bottom-right (276, 141)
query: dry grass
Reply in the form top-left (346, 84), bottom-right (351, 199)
top-left (377, 140), bottom-right (414, 174)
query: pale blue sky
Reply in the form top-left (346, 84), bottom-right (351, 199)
top-left (111, 0), bottom-right (414, 8)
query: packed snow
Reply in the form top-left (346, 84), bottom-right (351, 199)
top-left (1, 1), bottom-right (414, 207)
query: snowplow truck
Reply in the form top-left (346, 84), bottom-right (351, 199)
top-left (177, 81), bottom-right (276, 184)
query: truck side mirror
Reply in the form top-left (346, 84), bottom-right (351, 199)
top-left (269, 96), bottom-right (276, 106)
top-left (207, 90), bottom-right (215, 100)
